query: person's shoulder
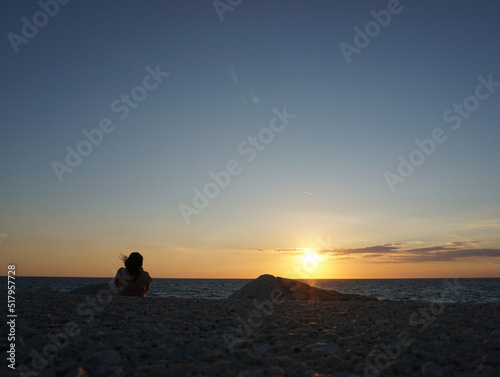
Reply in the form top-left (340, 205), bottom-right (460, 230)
top-left (142, 270), bottom-right (152, 279)
top-left (116, 267), bottom-right (127, 275)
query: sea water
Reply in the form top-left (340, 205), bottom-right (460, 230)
top-left (6, 276), bottom-right (500, 302)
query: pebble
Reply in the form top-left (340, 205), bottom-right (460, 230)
top-left (268, 365), bottom-right (285, 376)
top-left (65, 366), bottom-right (89, 377)
top-left (421, 361), bottom-right (444, 377)
top-left (7, 290), bottom-right (500, 377)
top-left (287, 361), bottom-right (308, 377)
top-left (306, 342), bottom-right (341, 354)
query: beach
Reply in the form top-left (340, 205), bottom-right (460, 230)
top-left (5, 289), bottom-right (500, 377)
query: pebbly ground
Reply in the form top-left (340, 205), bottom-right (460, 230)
top-left (2, 290), bottom-right (500, 377)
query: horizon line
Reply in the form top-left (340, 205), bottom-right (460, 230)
top-left (3, 275), bottom-right (499, 279)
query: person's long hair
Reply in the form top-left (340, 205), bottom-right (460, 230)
top-left (120, 252), bottom-right (143, 281)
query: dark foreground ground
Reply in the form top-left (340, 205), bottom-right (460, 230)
top-left (3, 290), bottom-right (499, 377)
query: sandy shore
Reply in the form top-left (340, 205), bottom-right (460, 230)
top-left (4, 290), bottom-right (499, 377)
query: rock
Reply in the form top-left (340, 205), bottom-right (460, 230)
top-left (306, 342), bottom-right (341, 355)
top-left (253, 343), bottom-right (272, 356)
top-left (166, 363), bottom-right (197, 377)
top-left (65, 366), bottom-right (89, 377)
top-left (201, 350), bottom-right (222, 362)
top-left (391, 354), bottom-right (420, 375)
top-left (99, 350), bottom-right (121, 366)
top-left (287, 361), bottom-right (308, 377)
top-left (143, 363), bottom-right (167, 377)
top-left (221, 371), bottom-right (238, 377)
top-left (421, 361), bottom-right (444, 377)
top-left (268, 365), bottom-right (285, 376)
top-left (55, 361), bottom-right (79, 374)
top-left (333, 372), bottom-right (355, 377)
top-left (227, 274), bottom-right (377, 301)
top-left (326, 354), bottom-right (342, 370)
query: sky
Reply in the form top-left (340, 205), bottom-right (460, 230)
top-left (1, 0), bottom-right (499, 279)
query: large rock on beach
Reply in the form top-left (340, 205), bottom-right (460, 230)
top-left (227, 274), bottom-right (377, 301)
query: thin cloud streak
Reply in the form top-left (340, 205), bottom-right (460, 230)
top-left (464, 219), bottom-right (500, 229)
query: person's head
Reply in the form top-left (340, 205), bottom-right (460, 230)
top-left (120, 252), bottom-right (143, 277)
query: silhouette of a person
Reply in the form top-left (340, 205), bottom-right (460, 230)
top-left (114, 252), bottom-right (152, 297)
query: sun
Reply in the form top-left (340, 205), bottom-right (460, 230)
top-left (301, 250), bottom-right (321, 274)
top-left (303, 252), bottom-right (318, 265)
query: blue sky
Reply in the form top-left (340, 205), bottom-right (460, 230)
top-left (1, 0), bottom-right (499, 278)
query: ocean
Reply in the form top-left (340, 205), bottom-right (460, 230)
top-left (6, 276), bottom-right (500, 303)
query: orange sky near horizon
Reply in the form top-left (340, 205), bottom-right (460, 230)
top-left (2, 235), bottom-right (499, 279)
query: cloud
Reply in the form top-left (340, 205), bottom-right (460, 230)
top-left (404, 241), bottom-right (479, 254)
top-left (317, 244), bottom-right (402, 256)
top-left (359, 241), bottom-right (500, 263)
top-left (362, 254), bottom-right (385, 258)
top-left (464, 219), bottom-right (500, 229)
top-left (385, 248), bottom-right (500, 263)
top-left (243, 248), bottom-right (304, 255)
top-left (274, 248), bottom-right (303, 253)
top-left (244, 241), bottom-right (500, 263)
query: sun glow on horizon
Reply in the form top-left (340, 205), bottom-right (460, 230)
top-left (302, 250), bottom-right (320, 265)
top-left (299, 249), bottom-right (324, 278)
